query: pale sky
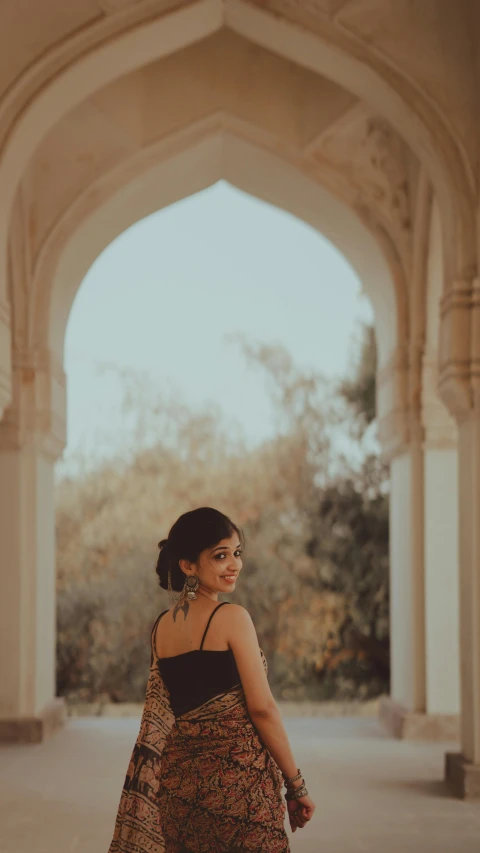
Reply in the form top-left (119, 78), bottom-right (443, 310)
top-left (62, 181), bottom-right (373, 469)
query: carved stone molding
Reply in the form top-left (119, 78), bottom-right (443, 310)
top-left (438, 278), bottom-right (476, 421)
top-left (421, 355), bottom-right (458, 448)
top-left (359, 116), bottom-right (410, 227)
top-left (310, 106), bottom-right (412, 270)
top-left (0, 348), bottom-right (66, 461)
top-left (0, 409), bottom-right (66, 462)
top-left (377, 341), bottom-right (459, 458)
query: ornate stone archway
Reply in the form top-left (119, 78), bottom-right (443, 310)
top-left (0, 1), bottom-right (477, 414)
top-left (0, 0), bottom-right (478, 799)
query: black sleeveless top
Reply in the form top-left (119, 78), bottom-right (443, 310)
top-left (155, 602), bottom-right (241, 717)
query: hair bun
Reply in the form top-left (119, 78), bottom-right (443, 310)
top-left (156, 538), bottom-right (174, 592)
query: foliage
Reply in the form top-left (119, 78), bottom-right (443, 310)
top-left (339, 323), bottom-right (377, 429)
top-left (56, 322), bottom-right (389, 704)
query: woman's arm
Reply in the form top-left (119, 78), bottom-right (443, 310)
top-left (225, 604), bottom-right (316, 832)
top-left (224, 604), bottom-right (301, 782)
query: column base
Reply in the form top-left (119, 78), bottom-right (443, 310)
top-left (445, 752), bottom-right (480, 800)
top-left (0, 697), bottom-right (66, 744)
top-left (379, 696), bottom-right (459, 741)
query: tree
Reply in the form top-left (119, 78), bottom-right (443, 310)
top-left (339, 323), bottom-right (377, 428)
top-left (56, 321), bottom-right (390, 704)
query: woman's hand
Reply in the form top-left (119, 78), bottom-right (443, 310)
top-left (286, 793), bottom-right (315, 832)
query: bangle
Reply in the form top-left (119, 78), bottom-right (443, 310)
top-left (283, 768), bottom-right (303, 786)
top-left (285, 784), bottom-right (308, 801)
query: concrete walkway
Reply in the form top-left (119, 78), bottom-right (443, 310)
top-left (0, 716), bottom-right (479, 853)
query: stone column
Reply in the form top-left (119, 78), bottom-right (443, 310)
top-left (380, 436), bottom-right (427, 734)
top-left (440, 276), bottom-right (480, 798)
top-left (379, 188), bottom-right (461, 741)
top-left (0, 349), bottom-right (66, 742)
top-left (419, 197), bottom-right (460, 724)
top-left (377, 343), bottom-right (460, 740)
top-left (376, 346), bottom-right (428, 736)
top-left (445, 410), bottom-right (480, 797)
top-left (422, 355), bottom-right (459, 723)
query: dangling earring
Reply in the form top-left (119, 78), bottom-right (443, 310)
top-left (183, 574), bottom-right (200, 600)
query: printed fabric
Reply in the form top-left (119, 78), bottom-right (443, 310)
top-left (107, 615), bottom-right (291, 853)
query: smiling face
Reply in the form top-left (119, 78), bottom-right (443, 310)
top-left (179, 532), bottom-right (243, 597)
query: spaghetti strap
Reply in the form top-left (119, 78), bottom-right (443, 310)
top-left (200, 602), bottom-right (229, 650)
top-left (150, 609), bottom-right (169, 665)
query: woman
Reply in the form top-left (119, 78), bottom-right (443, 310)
top-left (108, 507), bottom-right (315, 853)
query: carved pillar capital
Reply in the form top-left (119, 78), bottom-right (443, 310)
top-left (376, 343), bottom-right (456, 459)
top-left (438, 278), bottom-right (476, 422)
top-left (0, 347), bottom-right (66, 462)
top-left (376, 344), bottom-right (415, 461)
top-left (421, 354), bottom-right (458, 449)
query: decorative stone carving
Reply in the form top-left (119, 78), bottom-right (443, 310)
top-left (313, 107), bottom-right (411, 255)
top-left (438, 278), bottom-right (475, 420)
top-left (0, 347), bottom-right (67, 461)
top-left (356, 117), bottom-right (411, 230)
top-left (421, 355), bottom-right (458, 448)
top-left (316, 106), bottom-right (411, 230)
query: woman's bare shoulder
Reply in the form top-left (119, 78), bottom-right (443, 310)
top-left (220, 603), bottom-right (257, 642)
top-left (222, 603), bottom-right (253, 622)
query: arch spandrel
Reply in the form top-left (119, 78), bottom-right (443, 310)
top-left (34, 130), bottom-right (398, 369)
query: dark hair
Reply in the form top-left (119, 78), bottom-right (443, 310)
top-left (155, 507), bottom-right (244, 592)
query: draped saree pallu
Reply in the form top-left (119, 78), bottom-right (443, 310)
top-left (108, 612), bottom-right (290, 853)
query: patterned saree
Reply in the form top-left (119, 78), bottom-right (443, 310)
top-left (107, 614), bottom-right (290, 853)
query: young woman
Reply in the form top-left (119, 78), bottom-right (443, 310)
top-left (108, 507), bottom-right (315, 853)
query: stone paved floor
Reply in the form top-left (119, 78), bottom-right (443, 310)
top-left (0, 716), bottom-right (479, 853)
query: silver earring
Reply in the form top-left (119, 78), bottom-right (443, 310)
top-left (184, 574), bottom-right (200, 600)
